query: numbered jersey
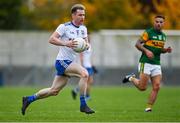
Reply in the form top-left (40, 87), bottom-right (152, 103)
top-left (139, 27), bottom-right (166, 65)
top-left (55, 21), bottom-right (87, 61)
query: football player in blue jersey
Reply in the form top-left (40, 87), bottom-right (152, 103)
top-left (21, 4), bottom-right (95, 115)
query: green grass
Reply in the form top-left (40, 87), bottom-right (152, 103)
top-left (0, 86), bottom-right (179, 122)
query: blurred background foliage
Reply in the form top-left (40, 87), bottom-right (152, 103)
top-left (0, 0), bottom-right (179, 31)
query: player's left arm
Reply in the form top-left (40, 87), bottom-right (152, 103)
top-left (83, 37), bottom-right (90, 50)
top-left (83, 27), bottom-right (90, 50)
top-left (161, 46), bottom-right (172, 53)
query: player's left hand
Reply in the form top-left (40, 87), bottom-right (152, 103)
top-left (85, 42), bottom-right (90, 50)
top-left (165, 46), bottom-right (172, 53)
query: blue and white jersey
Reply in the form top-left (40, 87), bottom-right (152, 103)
top-left (55, 21), bottom-right (88, 61)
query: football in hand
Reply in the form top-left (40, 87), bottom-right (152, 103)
top-left (73, 37), bottom-right (87, 53)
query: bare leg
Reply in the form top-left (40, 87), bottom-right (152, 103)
top-left (35, 75), bottom-right (68, 99)
top-left (130, 73), bottom-right (149, 91)
top-left (21, 75), bottom-right (68, 115)
top-left (65, 63), bottom-right (89, 96)
top-left (71, 75), bottom-right (93, 100)
top-left (147, 75), bottom-right (162, 105)
top-left (86, 76), bottom-right (93, 96)
top-left (65, 63), bottom-right (95, 114)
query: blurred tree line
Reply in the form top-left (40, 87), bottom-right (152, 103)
top-left (0, 0), bottom-right (179, 31)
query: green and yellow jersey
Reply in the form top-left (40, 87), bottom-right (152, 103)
top-left (139, 27), bottom-right (166, 65)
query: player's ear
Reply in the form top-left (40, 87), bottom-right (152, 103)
top-left (72, 13), bottom-right (76, 19)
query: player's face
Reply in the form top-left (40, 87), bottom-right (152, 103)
top-left (72, 9), bottom-right (85, 26)
top-left (154, 17), bottom-right (164, 31)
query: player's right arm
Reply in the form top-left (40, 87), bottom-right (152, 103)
top-left (135, 31), bottom-right (154, 59)
top-left (49, 24), bottom-right (76, 48)
top-left (49, 31), bottom-right (74, 48)
top-left (49, 31), bottom-right (78, 49)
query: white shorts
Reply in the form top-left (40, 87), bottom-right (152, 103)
top-left (138, 63), bottom-right (162, 77)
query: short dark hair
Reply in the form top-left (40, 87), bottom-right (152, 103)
top-left (71, 4), bottom-right (85, 14)
top-left (155, 15), bottom-right (165, 20)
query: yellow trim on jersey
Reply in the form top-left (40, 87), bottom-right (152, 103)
top-left (141, 32), bottom-right (149, 42)
top-left (145, 40), bottom-right (164, 48)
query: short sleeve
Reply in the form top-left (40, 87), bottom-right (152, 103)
top-left (55, 24), bottom-right (65, 36)
top-left (140, 31), bottom-right (149, 42)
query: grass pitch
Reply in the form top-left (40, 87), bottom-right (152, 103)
top-left (0, 86), bottom-right (179, 122)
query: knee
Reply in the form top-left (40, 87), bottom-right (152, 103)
top-left (50, 88), bottom-right (59, 96)
top-left (138, 80), bottom-right (147, 91)
top-left (88, 78), bottom-right (93, 85)
top-left (153, 84), bottom-right (160, 91)
top-left (138, 86), bottom-right (147, 91)
top-left (81, 69), bottom-right (89, 78)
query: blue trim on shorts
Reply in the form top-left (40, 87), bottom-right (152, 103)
top-left (55, 60), bottom-right (72, 76)
top-left (85, 67), bottom-right (94, 76)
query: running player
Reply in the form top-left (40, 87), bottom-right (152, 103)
top-left (122, 15), bottom-right (172, 112)
top-left (21, 4), bottom-right (95, 115)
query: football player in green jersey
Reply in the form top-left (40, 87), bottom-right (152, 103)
top-left (122, 15), bottom-right (172, 112)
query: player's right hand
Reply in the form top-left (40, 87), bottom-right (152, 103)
top-left (145, 49), bottom-right (154, 59)
top-left (65, 40), bottom-right (77, 48)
